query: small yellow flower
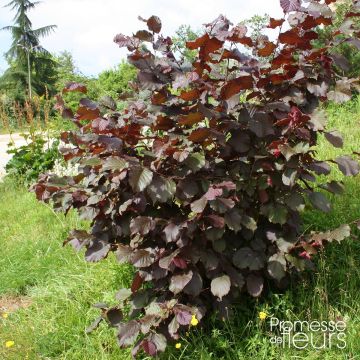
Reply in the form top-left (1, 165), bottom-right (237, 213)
top-left (5, 341), bottom-right (15, 348)
top-left (2, 313), bottom-right (8, 319)
top-left (190, 314), bottom-right (199, 326)
top-left (175, 343), bottom-right (181, 349)
top-left (259, 311), bottom-right (267, 321)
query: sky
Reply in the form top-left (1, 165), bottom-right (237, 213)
top-left (0, 0), bottom-right (283, 76)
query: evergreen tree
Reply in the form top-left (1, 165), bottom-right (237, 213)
top-left (0, 0), bottom-right (57, 100)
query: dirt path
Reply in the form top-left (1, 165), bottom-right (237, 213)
top-left (0, 133), bottom-right (27, 179)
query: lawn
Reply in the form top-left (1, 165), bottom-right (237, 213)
top-left (0, 98), bottom-right (360, 360)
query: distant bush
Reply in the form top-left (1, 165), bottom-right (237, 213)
top-left (33, 1), bottom-right (360, 357)
top-left (6, 134), bottom-right (60, 185)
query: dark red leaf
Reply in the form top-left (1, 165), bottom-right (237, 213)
top-left (147, 15), bottom-right (162, 33)
top-left (179, 112), bottom-right (204, 126)
top-left (142, 340), bottom-right (157, 356)
top-left (76, 99), bottom-right (100, 121)
top-left (258, 42), bottom-right (277, 57)
top-left (220, 76), bottom-right (253, 100)
top-left (134, 30), bottom-right (154, 42)
top-left (188, 128), bottom-right (211, 143)
top-left (173, 257), bottom-right (188, 269)
top-left (180, 89), bottom-right (200, 101)
top-left (63, 82), bottom-right (87, 94)
top-left (131, 272), bottom-right (144, 293)
top-left (268, 18), bottom-right (285, 28)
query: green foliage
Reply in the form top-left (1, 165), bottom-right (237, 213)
top-left (240, 14), bottom-right (270, 40)
top-left (172, 25), bottom-right (200, 63)
top-left (0, 0), bottom-right (57, 101)
top-left (54, 51), bottom-right (97, 111)
top-left (97, 61), bottom-right (137, 102)
top-left (55, 53), bottom-right (136, 112)
top-left (6, 133), bottom-right (60, 185)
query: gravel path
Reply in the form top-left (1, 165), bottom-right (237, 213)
top-left (0, 134), bottom-right (27, 180)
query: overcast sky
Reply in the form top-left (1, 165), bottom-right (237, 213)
top-left (0, 0), bottom-right (283, 76)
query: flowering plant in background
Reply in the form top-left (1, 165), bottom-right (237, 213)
top-left (32, 0), bottom-right (360, 357)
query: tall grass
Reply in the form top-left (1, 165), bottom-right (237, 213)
top-left (0, 98), bottom-right (359, 359)
top-left (0, 91), bottom-right (52, 134)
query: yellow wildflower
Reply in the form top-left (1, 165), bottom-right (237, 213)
top-left (2, 313), bottom-right (8, 319)
top-left (190, 314), bottom-right (199, 326)
top-left (259, 311), bottom-right (267, 320)
top-left (175, 343), bottom-right (181, 349)
top-left (5, 341), bottom-right (15, 348)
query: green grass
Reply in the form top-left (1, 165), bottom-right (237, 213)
top-left (0, 99), bottom-right (360, 359)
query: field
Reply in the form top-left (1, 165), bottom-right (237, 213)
top-left (0, 98), bottom-right (360, 360)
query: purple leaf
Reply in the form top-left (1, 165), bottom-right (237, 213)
top-left (169, 271), bottom-right (193, 295)
top-left (308, 192), bottom-right (331, 213)
top-left (246, 274), bottom-right (264, 297)
top-left (117, 321), bottom-right (140, 347)
top-left (280, 0), bottom-right (301, 13)
top-left (324, 131), bottom-right (343, 148)
top-left (335, 156), bottom-right (359, 176)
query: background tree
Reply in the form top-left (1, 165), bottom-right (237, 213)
top-left (315, 0), bottom-right (360, 77)
top-left (96, 61), bottom-right (137, 101)
top-left (0, 0), bottom-right (57, 101)
top-left (172, 25), bottom-right (200, 63)
top-left (241, 14), bottom-right (270, 40)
